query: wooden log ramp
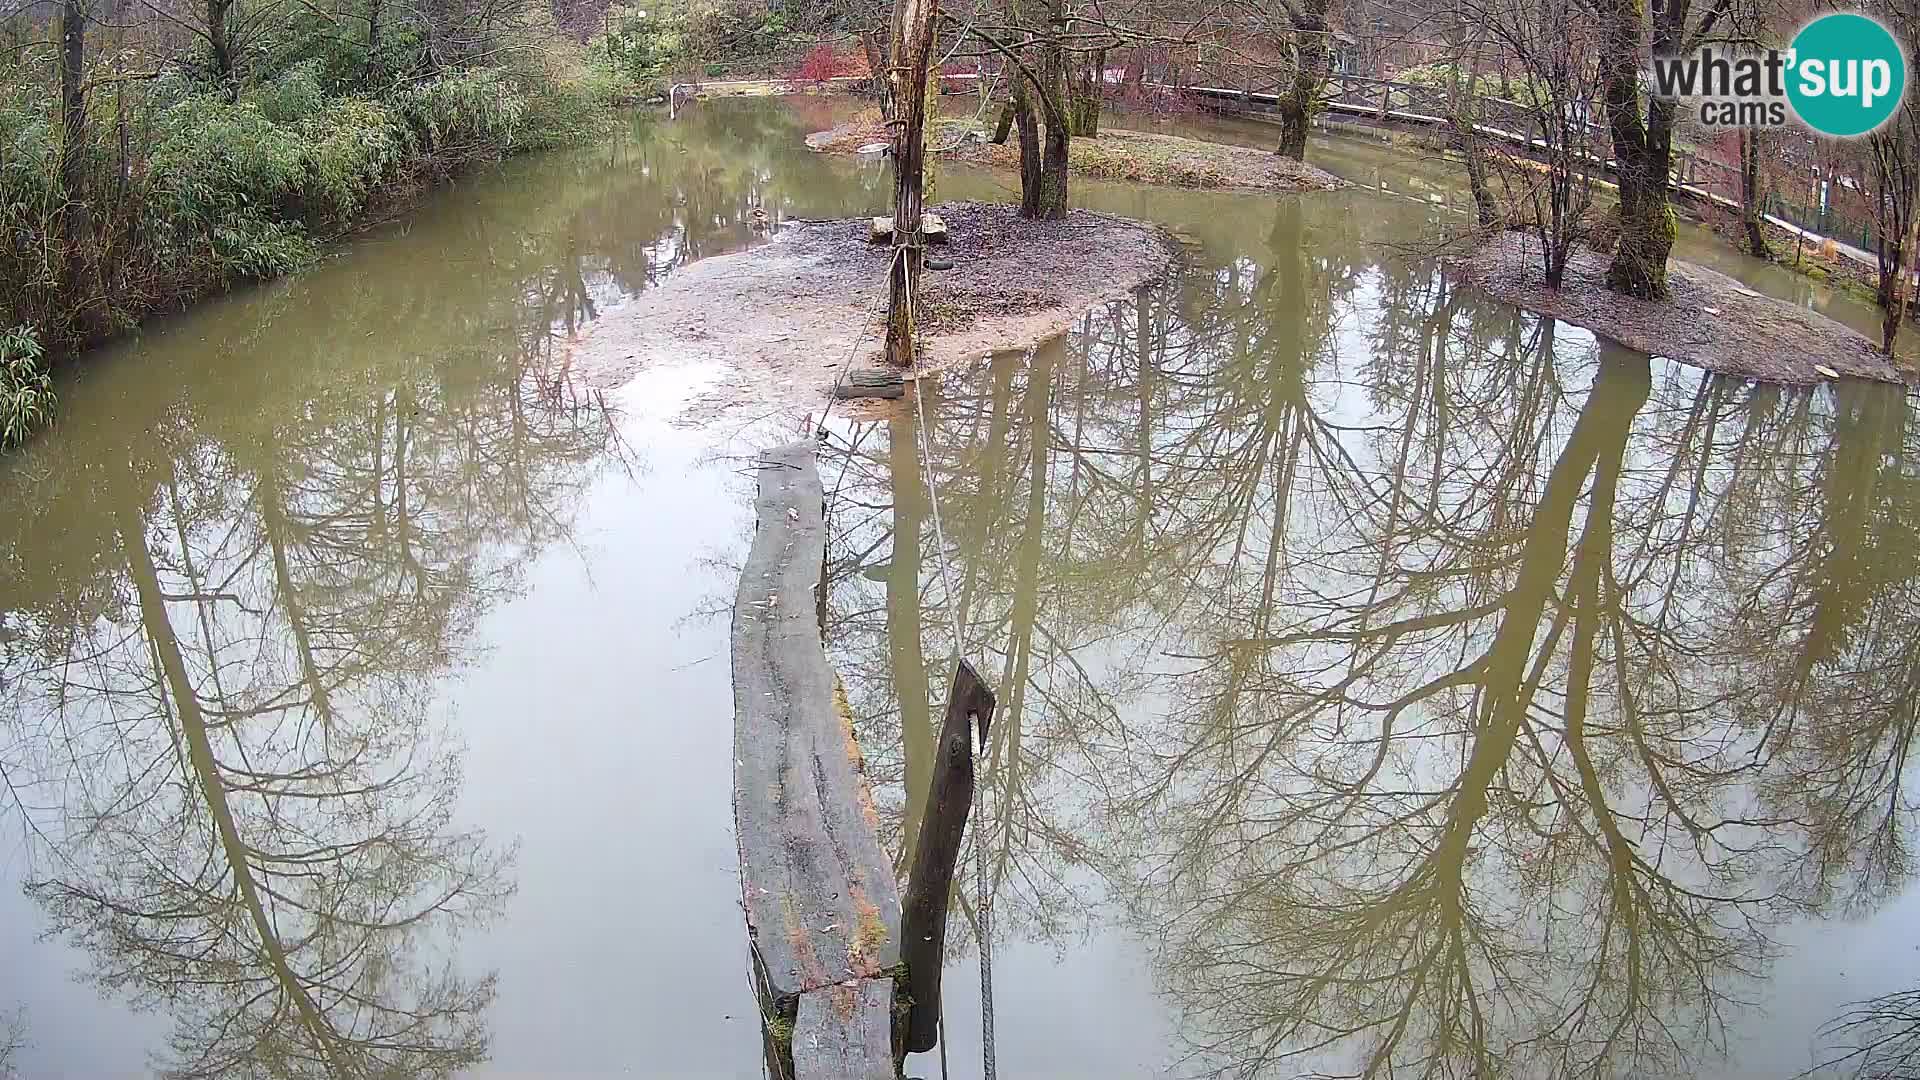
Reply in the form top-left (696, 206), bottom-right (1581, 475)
top-left (733, 442), bottom-right (996, 1078)
top-left (733, 442), bottom-right (901, 1079)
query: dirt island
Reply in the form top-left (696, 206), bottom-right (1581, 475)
top-left (1453, 233), bottom-right (1914, 386)
top-left (562, 201), bottom-right (1179, 416)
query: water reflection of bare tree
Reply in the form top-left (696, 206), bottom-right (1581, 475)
top-left (821, 179), bottom-right (1920, 1080)
top-left (0, 1010), bottom-right (21, 1079)
top-left (830, 339), bottom-right (1123, 943)
top-left (821, 196), bottom-right (1376, 947)
top-left (1, 313), bottom-right (622, 1077)
top-left (1126, 340), bottom-right (1760, 1079)
top-left (1809, 989), bottom-right (1920, 1080)
top-left (1725, 384), bottom-right (1920, 913)
top-left (1119, 321), bottom-right (1920, 1079)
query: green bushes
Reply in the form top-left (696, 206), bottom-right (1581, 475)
top-left (588, 0), bottom-right (829, 88)
top-left (596, 5), bottom-right (690, 95)
top-left (0, 54), bottom-right (619, 447)
top-left (392, 69), bottom-right (531, 153)
top-left (1, 326), bottom-right (51, 450)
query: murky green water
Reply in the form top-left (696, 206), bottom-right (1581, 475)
top-left (3, 97), bottom-right (1916, 1078)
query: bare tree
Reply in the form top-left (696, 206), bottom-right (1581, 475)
top-left (883, 0), bottom-right (941, 364)
top-left (1592, 0), bottom-right (1739, 298)
top-left (1456, 0), bottom-right (1606, 285)
top-left (1271, 0), bottom-right (1332, 160)
top-left (1864, 3), bottom-right (1918, 354)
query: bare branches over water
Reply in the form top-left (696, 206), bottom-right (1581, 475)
top-left (821, 183), bottom-right (1920, 1080)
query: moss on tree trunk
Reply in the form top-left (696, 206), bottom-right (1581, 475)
top-left (1597, 0), bottom-right (1677, 299)
top-left (1013, 77), bottom-right (1042, 217)
top-left (1274, 0), bottom-right (1330, 162)
top-left (1069, 50), bottom-right (1103, 136)
top-left (1609, 188), bottom-right (1676, 299)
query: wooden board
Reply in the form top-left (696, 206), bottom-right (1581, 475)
top-left (792, 978), bottom-right (895, 1080)
top-left (732, 442), bottom-right (903, 1009)
top-left (867, 213), bottom-right (950, 244)
top-left (834, 369), bottom-right (907, 400)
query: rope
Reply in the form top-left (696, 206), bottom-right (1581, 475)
top-left (938, 1004), bottom-right (950, 1080)
top-left (905, 278), bottom-right (963, 654)
top-left (902, 244), bottom-right (996, 1080)
top-left (803, 187), bottom-right (989, 1080)
top-left (974, 716), bottom-right (996, 1080)
top-left (813, 247), bottom-right (896, 438)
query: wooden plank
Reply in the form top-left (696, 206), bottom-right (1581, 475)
top-left (733, 443), bottom-right (903, 1013)
top-left (899, 659), bottom-right (996, 1053)
top-left (834, 369), bottom-right (907, 400)
top-left (793, 978), bottom-right (896, 1080)
top-left (867, 213), bottom-right (950, 245)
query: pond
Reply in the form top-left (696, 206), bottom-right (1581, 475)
top-left (1, 96), bottom-right (1916, 1079)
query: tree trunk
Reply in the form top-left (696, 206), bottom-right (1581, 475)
top-left (1029, 19), bottom-right (1069, 219)
top-left (1884, 203), bottom-right (1918, 355)
top-left (1013, 75), bottom-right (1042, 217)
top-left (898, 662), bottom-right (995, 1054)
top-left (208, 0), bottom-right (233, 81)
top-left (1870, 118), bottom-right (1916, 356)
top-left (1606, 131), bottom-right (1677, 298)
top-left (1037, 113), bottom-right (1068, 218)
top-left (1275, 0), bottom-right (1331, 161)
top-left (1447, 46), bottom-right (1499, 228)
top-left (1461, 135), bottom-right (1500, 228)
top-left (1069, 48), bottom-right (1103, 136)
top-left (58, 0), bottom-right (86, 256)
top-left (1599, 0), bottom-right (1676, 299)
top-left (1740, 128), bottom-right (1771, 259)
top-left (368, 0), bottom-right (383, 71)
top-left (882, 0), bottom-right (939, 366)
top-left (862, 28), bottom-right (893, 119)
top-left (992, 97), bottom-right (1014, 143)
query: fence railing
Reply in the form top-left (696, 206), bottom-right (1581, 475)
top-left (1161, 74), bottom-right (1906, 275)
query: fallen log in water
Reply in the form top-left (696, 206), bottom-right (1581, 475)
top-left (732, 442), bottom-right (902, 1079)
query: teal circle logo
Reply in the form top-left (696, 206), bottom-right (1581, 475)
top-left (1787, 13), bottom-right (1907, 137)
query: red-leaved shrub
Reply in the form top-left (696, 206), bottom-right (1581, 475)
top-left (796, 42), bottom-right (859, 82)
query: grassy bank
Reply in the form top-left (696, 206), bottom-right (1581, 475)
top-left (807, 111), bottom-right (1342, 191)
top-left (0, 29), bottom-right (631, 448)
